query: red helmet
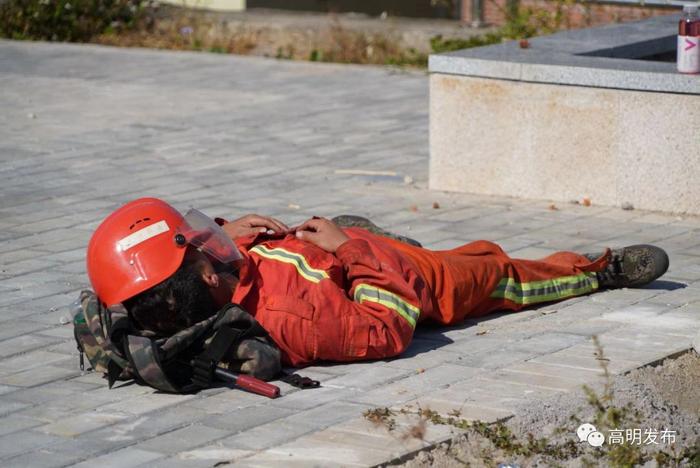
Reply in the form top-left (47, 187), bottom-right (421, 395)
top-left (87, 197), bottom-right (241, 306)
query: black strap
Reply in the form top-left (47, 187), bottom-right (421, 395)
top-left (280, 370), bottom-right (320, 389)
top-left (107, 360), bottom-right (124, 389)
top-left (191, 326), bottom-right (241, 388)
top-left (124, 335), bottom-right (181, 393)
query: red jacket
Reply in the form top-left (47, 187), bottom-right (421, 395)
top-left (232, 228), bottom-right (433, 367)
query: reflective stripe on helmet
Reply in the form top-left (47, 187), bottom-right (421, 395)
top-left (117, 220), bottom-right (170, 251)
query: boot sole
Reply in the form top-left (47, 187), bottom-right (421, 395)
top-left (618, 244), bottom-right (670, 287)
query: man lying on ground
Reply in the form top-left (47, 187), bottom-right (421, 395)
top-left (86, 198), bottom-right (669, 378)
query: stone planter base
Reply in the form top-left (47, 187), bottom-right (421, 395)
top-left (428, 15), bottom-right (700, 215)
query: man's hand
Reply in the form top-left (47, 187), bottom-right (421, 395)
top-left (294, 217), bottom-right (350, 253)
top-left (222, 214), bottom-right (289, 239)
top-left (225, 337), bottom-right (281, 381)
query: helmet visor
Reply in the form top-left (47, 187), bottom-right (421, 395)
top-left (177, 209), bottom-right (242, 264)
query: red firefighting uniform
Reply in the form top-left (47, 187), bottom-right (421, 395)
top-left (232, 228), bottom-right (608, 367)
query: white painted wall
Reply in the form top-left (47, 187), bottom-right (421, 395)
top-left (159, 0), bottom-right (245, 11)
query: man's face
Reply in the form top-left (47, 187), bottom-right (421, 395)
top-left (185, 248), bottom-right (239, 308)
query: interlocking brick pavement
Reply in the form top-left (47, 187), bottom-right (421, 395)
top-left (1, 40), bottom-right (698, 467)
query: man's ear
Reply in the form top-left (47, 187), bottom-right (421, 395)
top-left (200, 271), bottom-right (220, 289)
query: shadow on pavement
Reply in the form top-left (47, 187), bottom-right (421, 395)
top-left (640, 279), bottom-right (687, 291)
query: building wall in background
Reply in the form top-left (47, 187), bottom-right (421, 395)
top-left (160, 0), bottom-right (677, 27)
top-left (160, 0), bottom-right (246, 11)
top-left (461, 0), bottom-right (677, 27)
top-left (246, 0), bottom-right (459, 19)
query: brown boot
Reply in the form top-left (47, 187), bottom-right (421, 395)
top-left (332, 215), bottom-right (422, 247)
top-left (585, 245), bottom-right (669, 289)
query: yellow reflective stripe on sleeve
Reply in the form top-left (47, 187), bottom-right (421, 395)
top-left (353, 284), bottom-right (419, 328)
top-left (250, 245), bottom-right (329, 284)
top-left (490, 272), bottom-right (598, 305)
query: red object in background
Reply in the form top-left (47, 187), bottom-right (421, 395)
top-left (677, 4), bottom-right (700, 74)
top-left (679, 9), bottom-right (700, 35)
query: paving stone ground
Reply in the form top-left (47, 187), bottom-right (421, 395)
top-left (1, 40), bottom-right (699, 467)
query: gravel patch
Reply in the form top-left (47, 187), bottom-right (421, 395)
top-left (397, 351), bottom-right (700, 467)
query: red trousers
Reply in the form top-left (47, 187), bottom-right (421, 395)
top-left (385, 238), bottom-right (609, 325)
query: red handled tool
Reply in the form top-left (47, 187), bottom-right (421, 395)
top-left (214, 367), bottom-right (280, 398)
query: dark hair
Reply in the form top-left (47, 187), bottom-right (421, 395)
top-left (123, 260), bottom-right (217, 335)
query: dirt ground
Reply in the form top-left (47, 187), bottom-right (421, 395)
top-left (397, 351), bottom-right (700, 467)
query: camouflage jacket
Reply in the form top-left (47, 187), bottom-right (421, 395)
top-left (73, 290), bottom-right (281, 392)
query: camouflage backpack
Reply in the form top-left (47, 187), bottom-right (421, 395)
top-left (72, 290), bottom-right (274, 393)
